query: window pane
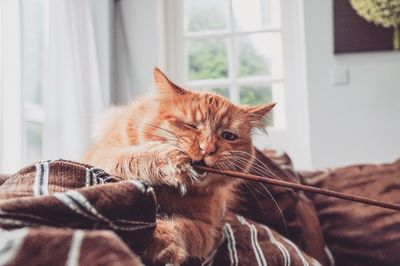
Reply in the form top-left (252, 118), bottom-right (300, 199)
top-left (237, 33), bottom-right (283, 78)
top-left (185, 0), bottom-right (229, 32)
top-left (232, 0), bottom-right (281, 31)
top-left (25, 122), bottom-right (42, 163)
top-left (22, 0), bottom-right (44, 105)
top-left (210, 87), bottom-right (230, 98)
top-left (188, 38), bottom-right (229, 80)
top-left (240, 85), bottom-right (274, 126)
top-left (239, 85), bottom-right (273, 106)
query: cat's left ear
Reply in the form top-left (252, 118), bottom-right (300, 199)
top-left (153, 67), bottom-right (187, 95)
top-left (245, 102), bottom-right (276, 123)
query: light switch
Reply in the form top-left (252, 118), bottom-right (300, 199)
top-left (331, 67), bottom-right (349, 85)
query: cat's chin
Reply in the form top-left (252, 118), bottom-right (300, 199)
top-left (192, 160), bottom-right (209, 180)
top-left (189, 161), bottom-right (241, 191)
top-left (192, 172), bottom-right (238, 190)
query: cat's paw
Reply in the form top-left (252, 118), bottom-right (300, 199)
top-left (153, 238), bottom-right (187, 266)
top-left (160, 149), bottom-right (199, 193)
top-left (145, 221), bottom-right (188, 265)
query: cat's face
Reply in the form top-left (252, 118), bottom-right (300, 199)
top-left (142, 68), bottom-right (274, 186)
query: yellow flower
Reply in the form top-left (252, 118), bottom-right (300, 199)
top-left (350, 0), bottom-right (400, 28)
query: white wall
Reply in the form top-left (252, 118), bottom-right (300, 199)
top-left (303, 0), bottom-right (400, 168)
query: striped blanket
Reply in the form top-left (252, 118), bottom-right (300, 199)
top-left (0, 159), bottom-right (321, 266)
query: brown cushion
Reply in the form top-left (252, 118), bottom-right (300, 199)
top-left (232, 148), bottom-right (330, 265)
top-left (302, 160), bottom-right (400, 266)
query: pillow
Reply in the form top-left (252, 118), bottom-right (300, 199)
top-left (232, 148), bottom-right (330, 265)
top-left (302, 160), bottom-right (400, 266)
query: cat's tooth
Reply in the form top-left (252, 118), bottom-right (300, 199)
top-left (198, 172), bottom-right (208, 180)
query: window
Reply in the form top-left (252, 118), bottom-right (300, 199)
top-left (22, 0), bottom-right (46, 164)
top-left (163, 0), bottom-right (311, 167)
top-left (166, 0), bottom-right (285, 129)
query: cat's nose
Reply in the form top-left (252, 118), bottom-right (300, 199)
top-left (200, 143), bottom-right (217, 157)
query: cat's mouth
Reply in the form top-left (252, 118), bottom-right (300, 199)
top-left (192, 160), bottom-right (208, 180)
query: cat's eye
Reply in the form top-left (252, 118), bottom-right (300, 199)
top-left (221, 131), bottom-right (238, 141)
top-left (184, 122), bottom-right (198, 130)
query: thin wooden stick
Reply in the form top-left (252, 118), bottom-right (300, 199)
top-left (194, 165), bottom-right (400, 212)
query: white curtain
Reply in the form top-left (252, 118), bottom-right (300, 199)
top-left (43, 0), bottom-right (111, 160)
top-left (112, 0), bottom-right (134, 104)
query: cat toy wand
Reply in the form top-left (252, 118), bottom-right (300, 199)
top-left (193, 165), bottom-right (400, 212)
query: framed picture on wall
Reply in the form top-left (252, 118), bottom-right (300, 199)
top-left (334, 0), bottom-right (400, 54)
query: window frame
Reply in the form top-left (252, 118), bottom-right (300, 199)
top-left (164, 0), bottom-right (286, 129)
top-left (160, 0), bottom-right (312, 168)
top-left (184, 1), bottom-right (284, 105)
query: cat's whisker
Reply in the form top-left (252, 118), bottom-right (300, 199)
top-left (230, 150), bottom-right (284, 180)
top-left (227, 160), bottom-right (288, 235)
top-left (219, 154), bottom-right (267, 211)
top-left (234, 157), bottom-right (271, 177)
top-left (144, 123), bottom-right (184, 140)
top-left (126, 123), bottom-right (179, 144)
top-left (242, 182), bottom-right (266, 216)
top-left (216, 163), bottom-right (228, 177)
top-left (258, 182), bottom-right (289, 235)
top-left (234, 156), bottom-right (278, 181)
top-left (225, 161), bottom-right (276, 209)
top-left (142, 130), bottom-right (179, 143)
top-left (221, 159), bottom-right (237, 172)
top-left (232, 155), bottom-right (299, 201)
top-left (143, 123), bottom-right (191, 145)
top-left (232, 156), bottom-right (273, 177)
top-left (230, 150), bottom-right (274, 171)
top-left (217, 155), bottom-right (241, 172)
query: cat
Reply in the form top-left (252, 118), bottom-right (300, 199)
top-left (83, 67), bottom-right (275, 265)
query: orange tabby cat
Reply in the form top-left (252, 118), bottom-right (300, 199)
top-left (84, 67), bottom-right (275, 265)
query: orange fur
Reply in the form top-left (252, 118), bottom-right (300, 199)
top-left (84, 67), bottom-right (275, 265)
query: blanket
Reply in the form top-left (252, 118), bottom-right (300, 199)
top-left (0, 159), bottom-right (322, 266)
top-left (302, 159), bottom-right (400, 266)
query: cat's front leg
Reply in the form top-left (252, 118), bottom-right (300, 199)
top-left (144, 219), bottom-right (188, 265)
top-left (144, 218), bottom-right (216, 265)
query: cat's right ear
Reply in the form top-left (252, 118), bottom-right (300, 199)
top-left (153, 67), bottom-right (187, 95)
